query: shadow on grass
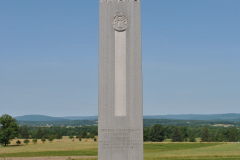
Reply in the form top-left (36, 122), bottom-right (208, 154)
top-left (0, 149), bottom-right (98, 158)
top-left (1, 145), bottom-right (24, 147)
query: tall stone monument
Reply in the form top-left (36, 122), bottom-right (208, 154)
top-left (99, 0), bottom-right (143, 160)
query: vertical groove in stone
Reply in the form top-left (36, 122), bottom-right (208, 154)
top-left (115, 31), bottom-right (126, 116)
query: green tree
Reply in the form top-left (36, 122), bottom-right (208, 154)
top-left (172, 126), bottom-right (183, 142)
top-left (94, 138), bottom-right (97, 142)
top-left (180, 126), bottom-right (189, 139)
top-left (0, 114), bottom-right (19, 146)
top-left (21, 125), bottom-right (29, 139)
top-left (32, 138), bottom-right (37, 144)
top-left (165, 126), bottom-right (175, 139)
top-left (82, 130), bottom-right (87, 138)
top-left (16, 140), bottom-right (21, 145)
top-left (221, 129), bottom-right (230, 142)
top-left (36, 127), bottom-right (43, 139)
top-left (69, 135), bottom-right (74, 139)
top-left (229, 127), bottom-right (238, 142)
top-left (189, 131), bottom-right (196, 142)
top-left (41, 137), bottom-right (46, 143)
top-left (23, 139), bottom-right (30, 145)
top-left (42, 127), bottom-right (47, 138)
top-left (56, 130), bottom-right (62, 139)
top-left (149, 124), bottom-right (165, 142)
top-left (143, 129), bottom-right (150, 141)
top-left (79, 138), bottom-right (82, 141)
top-left (213, 131), bottom-right (220, 142)
top-left (219, 132), bottom-right (225, 142)
top-left (48, 136), bottom-right (54, 143)
top-left (18, 127), bottom-right (22, 138)
top-left (201, 127), bottom-right (209, 142)
top-left (91, 129), bottom-right (98, 136)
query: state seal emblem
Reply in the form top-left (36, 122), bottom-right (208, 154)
top-left (111, 12), bottom-right (129, 32)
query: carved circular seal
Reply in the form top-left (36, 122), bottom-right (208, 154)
top-left (111, 12), bottom-right (129, 32)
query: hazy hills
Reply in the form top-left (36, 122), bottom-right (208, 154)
top-left (14, 115), bottom-right (98, 121)
top-left (15, 115), bottom-right (70, 121)
top-left (15, 113), bottom-right (240, 122)
top-left (143, 113), bottom-right (240, 121)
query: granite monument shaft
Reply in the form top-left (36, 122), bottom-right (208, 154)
top-left (99, 0), bottom-right (143, 159)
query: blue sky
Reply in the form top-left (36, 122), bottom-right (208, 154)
top-left (0, 0), bottom-right (239, 117)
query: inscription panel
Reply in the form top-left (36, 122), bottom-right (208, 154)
top-left (99, 129), bottom-right (142, 150)
top-left (115, 31), bottom-right (127, 116)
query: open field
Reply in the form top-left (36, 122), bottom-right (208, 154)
top-left (163, 138), bottom-right (202, 142)
top-left (0, 136), bottom-right (97, 157)
top-left (1, 137), bottom-right (240, 160)
top-left (212, 124), bottom-right (235, 127)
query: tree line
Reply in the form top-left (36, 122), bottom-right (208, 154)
top-left (18, 125), bottom-right (98, 139)
top-left (144, 124), bottom-right (240, 142)
top-left (1, 114), bottom-right (240, 146)
top-left (0, 114), bottom-right (98, 146)
top-left (143, 119), bottom-right (240, 127)
top-left (18, 119), bottom-right (240, 128)
top-left (16, 119), bottom-right (240, 143)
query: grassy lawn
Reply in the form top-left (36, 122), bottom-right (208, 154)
top-left (144, 142), bottom-right (240, 160)
top-left (0, 136), bottom-right (98, 157)
top-left (144, 142), bottom-right (221, 153)
top-left (1, 137), bottom-right (240, 159)
top-left (163, 138), bottom-right (201, 142)
top-left (0, 150), bottom-right (97, 158)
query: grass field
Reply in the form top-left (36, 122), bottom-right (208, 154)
top-left (163, 138), bottom-right (202, 142)
top-left (1, 136), bottom-right (240, 160)
top-left (212, 124), bottom-right (235, 127)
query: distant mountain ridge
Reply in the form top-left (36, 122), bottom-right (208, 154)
top-left (15, 115), bottom-right (70, 122)
top-left (15, 113), bottom-right (240, 122)
top-left (143, 113), bottom-right (240, 121)
top-left (63, 116), bottom-right (98, 120)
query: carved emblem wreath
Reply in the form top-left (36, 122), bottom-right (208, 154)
top-left (111, 12), bottom-right (129, 32)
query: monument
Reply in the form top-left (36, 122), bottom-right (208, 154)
top-left (98, 0), bottom-right (143, 160)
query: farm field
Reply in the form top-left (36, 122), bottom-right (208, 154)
top-left (163, 138), bottom-right (202, 142)
top-left (0, 137), bottom-right (240, 160)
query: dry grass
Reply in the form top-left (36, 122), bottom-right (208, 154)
top-left (1, 137), bottom-right (240, 159)
top-left (212, 124), bottom-right (235, 127)
top-left (0, 136), bottom-right (97, 154)
top-left (163, 138), bottom-right (201, 142)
